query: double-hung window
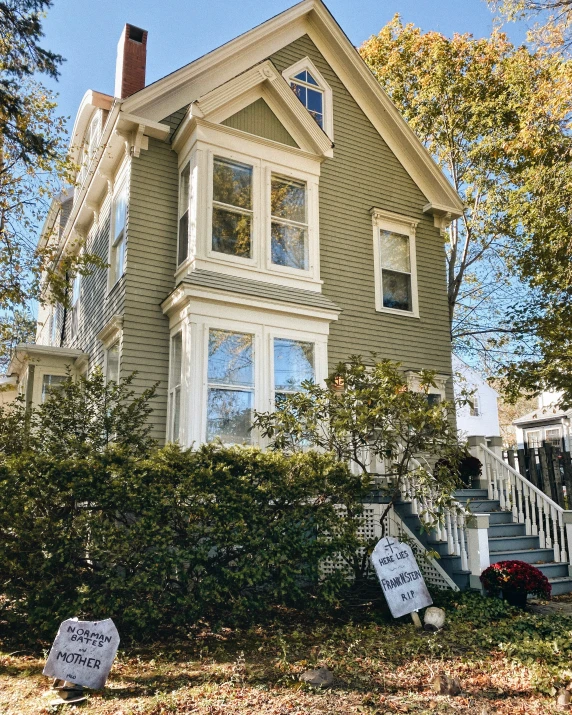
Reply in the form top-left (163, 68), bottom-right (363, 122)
top-left (42, 374), bottom-right (66, 402)
top-left (469, 394), bottom-right (480, 417)
top-left (70, 270), bottom-right (81, 337)
top-left (372, 210), bottom-right (419, 317)
top-left (211, 157), bottom-right (253, 259)
top-left (110, 185), bottom-right (127, 287)
top-left (169, 331), bottom-right (183, 442)
top-left (290, 70), bottom-right (324, 129)
top-left (273, 338), bottom-right (315, 406)
top-left (270, 175), bottom-right (308, 270)
top-left (178, 163), bottom-right (190, 265)
top-left (207, 329), bottom-right (254, 443)
top-left (106, 341), bottom-right (120, 383)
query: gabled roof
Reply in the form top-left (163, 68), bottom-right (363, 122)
top-left (514, 405), bottom-right (572, 427)
top-left (122, 0), bottom-right (463, 220)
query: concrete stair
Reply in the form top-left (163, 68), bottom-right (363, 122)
top-left (395, 487), bottom-right (572, 595)
top-left (456, 488), bottom-right (572, 596)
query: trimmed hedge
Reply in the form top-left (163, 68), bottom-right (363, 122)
top-left (0, 443), bottom-right (370, 637)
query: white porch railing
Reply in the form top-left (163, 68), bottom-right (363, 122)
top-left (480, 444), bottom-right (569, 564)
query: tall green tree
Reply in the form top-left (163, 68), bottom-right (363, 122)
top-left (360, 20), bottom-right (572, 377)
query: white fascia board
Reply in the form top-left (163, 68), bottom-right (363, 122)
top-left (161, 284), bottom-right (340, 324)
top-left (9, 343), bottom-right (88, 376)
top-left (69, 90), bottom-right (114, 164)
top-left (191, 60), bottom-right (332, 157)
top-left (122, 0), bottom-right (462, 218)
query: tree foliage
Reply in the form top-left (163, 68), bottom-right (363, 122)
top-left (360, 20), bottom-right (572, 374)
top-left (254, 357), bottom-right (465, 538)
top-left (0, 0), bottom-right (63, 161)
top-left (0, 371), bottom-right (370, 636)
top-left (489, 0), bottom-right (572, 52)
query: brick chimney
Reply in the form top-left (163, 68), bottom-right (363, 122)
top-left (114, 24), bottom-right (147, 99)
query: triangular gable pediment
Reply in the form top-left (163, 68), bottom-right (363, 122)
top-left (222, 98), bottom-right (299, 149)
top-left (173, 60), bottom-right (332, 158)
top-left (122, 0), bottom-right (463, 219)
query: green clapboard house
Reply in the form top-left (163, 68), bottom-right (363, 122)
top-left (12, 0), bottom-right (463, 446)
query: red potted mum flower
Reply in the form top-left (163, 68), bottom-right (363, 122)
top-left (480, 560), bottom-right (551, 608)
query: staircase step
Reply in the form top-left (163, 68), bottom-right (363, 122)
top-left (488, 523), bottom-right (527, 538)
top-left (454, 489), bottom-right (489, 498)
top-left (457, 498), bottom-right (502, 512)
top-left (489, 547), bottom-right (555, 565)
top-left (548, 577), bottom-right (572, 596)
top-left (537, 562), bottom-right (570, 579)
top-left (484, 511), bottom-right (514, 525)
top-left (489, 535), bottom-right (540, 552)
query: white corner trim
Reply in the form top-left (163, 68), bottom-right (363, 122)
top-left (282, 55), bottom-right (334, 140)
top-left (97, 314), bottom-right (123, 349)
top-left (371, 208), bottom-right (420, 319)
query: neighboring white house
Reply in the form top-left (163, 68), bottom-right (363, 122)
top-left (453, 355), bottom-right (500, 439)
top-left (513, 391), bottom-right (571, 450)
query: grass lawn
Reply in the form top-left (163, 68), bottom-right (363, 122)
top-left (1, 592), bottom-right (570, 714)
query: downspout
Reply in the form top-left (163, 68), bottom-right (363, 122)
top-left (60, 271), bottom-right (69, 347)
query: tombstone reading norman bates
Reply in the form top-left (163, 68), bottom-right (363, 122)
top-left (43, 618), bottom-right (120, 690)
top-left (371, 536), bottom-right (432, 618)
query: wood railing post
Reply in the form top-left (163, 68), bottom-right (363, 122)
top-left (562, 512), bottom-right (572, 576)
top-left (467, 436), bottom-right (488, 490)
top-left (466, 514), bottom-right (490, 590)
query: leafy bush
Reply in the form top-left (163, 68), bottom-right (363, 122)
top-left (0, 371), bottom-right (371, 637)
top-left (480, 560), bottom-right (551, 598)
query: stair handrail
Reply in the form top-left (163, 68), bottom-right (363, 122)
top-left (480, 444), bottom-right (568, 564)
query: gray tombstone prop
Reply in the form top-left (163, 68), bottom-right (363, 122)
top-left (371, 536), bottom-right (433, 618)
top-left (43, 618), bottom-right (120, 690)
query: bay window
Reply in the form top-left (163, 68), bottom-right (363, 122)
top-left (207, 329), bottom-right (254, 443)
top-left (273, 338), bottom-right (314, 405)
top-left (270, 175), bottom-right (308, 270)
top-left (212, 157), bottom-right (253, 259)
top-left (178, 163), bottom-right (190, 265)
top-left (169, 331), bottom-right (183, 441)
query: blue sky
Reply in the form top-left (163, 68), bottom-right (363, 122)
top-left (42, 0), bottom-right (530, 133)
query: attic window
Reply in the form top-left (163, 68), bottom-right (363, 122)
top-left (283, 58), bottom-right (333, 139)
top-left (290, 71), bottom-right (324, 129)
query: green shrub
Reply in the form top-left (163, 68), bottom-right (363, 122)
top-left (0, 378), bottom-right (370, 637)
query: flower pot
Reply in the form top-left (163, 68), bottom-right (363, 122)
top-left (502, 589), bottom-right (528, 608)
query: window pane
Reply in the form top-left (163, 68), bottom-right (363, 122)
top-left (291, 82), bottom-right (306, 104)
top-left (180, 163), bottom-right (190, 212)
top-left (208, 330), bottom-right (253, 386)
top-left (172, 387), bottom-right (181, 442)
top-left (107, 342), bottom-right (120, 383)
top-left (207, 388), bottom-right (252, 443)
top-left (170, 332), bottom-right (182, 386)
top-left (42, 374), bottom-right (66, 402)
top-left (271, 176), bottom-right (306, 223)
top-left (293, 71), bottom-right (307, 82)
top-left (307, 88), bottom-right (323, 115)
top-left (271, 223), bottom-right (308, 270)
top-left (427, 394), bottom-right (442, 407)
top-left (71, 272), bottom-right (81, 306)
top-left (274, 338), bottom-right (314, 391)
top-left (212, 207), bottom-right (252, 257)
top-left (113, 190), bottom-right (126, 242)
top-left (306, 72), bottom-right (319, 86)
top-left (382, 270), bottom-right (412, 311)
top-left (380, 231), bottom-right (411, 273)
top-left (178, 211), bottom-right (189, 265)
top-left (113, 236), bottom-right (125, 281)
top-left (213, 157), bottom-right (252, 210)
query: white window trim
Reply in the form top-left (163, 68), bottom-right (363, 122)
top-left (167, 328), bottom-right (185, 443)
top-left (105, 339), bottom-right (121, 384)
top-left (97, 314), bottom-right (123, 383)
top-left (371, 208), bottom-right (420, 318)
top-left (107, 165), bottom-right (129, 293)
top-left (405, 370), bottom-right (448, 403)
top-left (282, 56), bottom-right (334, 140)
top-left (173, 310), bottom-right (328, 448)
top-left (174, 122), bottom-right (322, 293)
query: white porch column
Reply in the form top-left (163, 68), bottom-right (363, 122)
top-left (467, 436), bottom-right (488, 490)
top-left (563, 512), bottom-right (572, 576)
top-left (466, 513), bottom-right (490, 590)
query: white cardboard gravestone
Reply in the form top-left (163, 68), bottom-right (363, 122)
top-left (43, 618), bottom-right (120, 690)
top-left (371, 536), bottom-right (432, 618)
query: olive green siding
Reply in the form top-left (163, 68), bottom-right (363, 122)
top-left (222, 98), bottom-right (298, 147)
top-left (62, 206), bottom-right (125, 374)
top-left (270, 36), bottom-right (453, 380)
top-left (124, 133), bottom-right (179, 441)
